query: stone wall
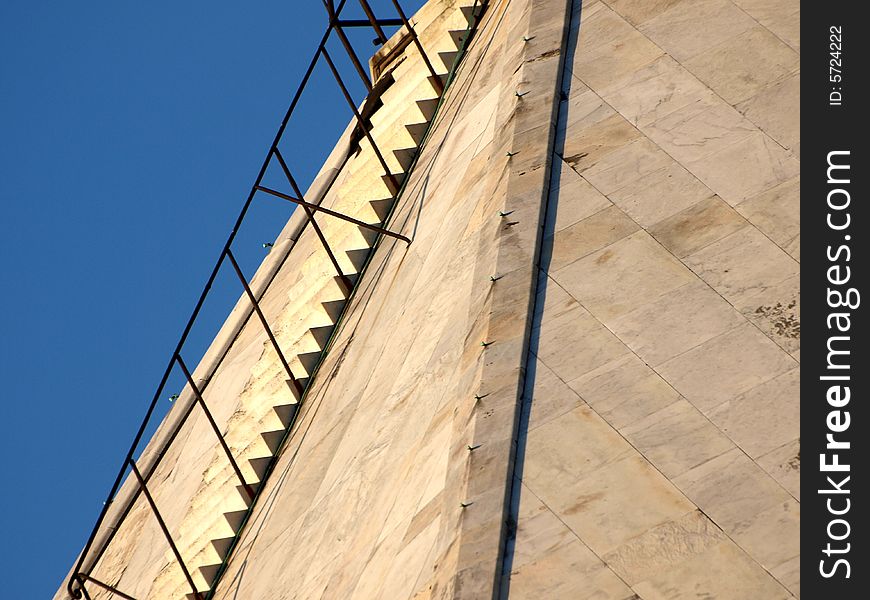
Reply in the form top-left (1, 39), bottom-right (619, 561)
top-left (56, 0), bottom-right (800, 598)
top-left (210, 0), bottom-right (570, 597)
top-left (505, 0), bottom-right (800, 598)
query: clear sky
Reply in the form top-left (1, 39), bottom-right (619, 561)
top-left (0, 1), bottom-right (423, 597)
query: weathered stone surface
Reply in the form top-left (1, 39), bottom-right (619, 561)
top-left (568, 354), bottom-right (681, 429)
top-left (608, 279), bottom-right (745, 367)
top-left (683, 26), bottom-right (799, 105)
top-left (534, 453), bottom-right (696, 557)
top-left (554, 230), bottom-right (696, 321)
top-left (621, 399), bottom-right (735, 479)
top-left (684, 224), bottom-right (800, 309)
top-left (632, 537), bottom-right (792, 599)
top-left (707, 367), bottom-right (800, 459)
top-left (733, 0), bottom-right (801, 51)
top-left (757, 438), bottom-right (801, 501)
top-left (607, 161), bottom-right (713, 227)
top-left (648, 195), bottom-right (748, 259)
top-left (603, 55), bottom-right (713, 129)
top-left (640, 0), bottom-right (758, 62)
top-left (524, 357), bottom-right (585, 432)
top-left (548, 161), bottom-right (612, 232)
top-left (738, 72), bottom-right (800, 153)
top-left (509, 0), bottom-right (800, 597)
top-left (58, 0), bottom-right (801, 598)
top-left (644, 96), bottom-right (757, 165)
top-left (602, 509), bottom-right (724, 584)
top-left (685, 130), bottom-right (799, 206)
top-left (737, 175), bottom-right (801, 260)
top-left (571, 4), bottom-right (664, 90)
top-left (547, 204), bottom-right (639, 272)
top-left (658, 323), bottom-right (796, 412)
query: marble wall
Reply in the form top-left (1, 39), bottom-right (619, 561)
top-left (506, 0), bottom-right (800, 598)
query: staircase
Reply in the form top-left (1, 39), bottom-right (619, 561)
top-left (133, 4), bottom-right (482, 599)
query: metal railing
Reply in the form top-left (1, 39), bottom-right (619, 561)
top-left (66, 1), bottom-right (453, 598)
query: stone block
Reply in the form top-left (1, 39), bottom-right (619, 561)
top-left (607, 161), bottom-right (713, 227)
top-left (657, 323), bottom-right (795, 412)
top-left (553, 230), bottom-right (696, 322)
top-left (621, 398), bottom-right (735, 478)
top-left (608, 279), bottom-right (745, 366)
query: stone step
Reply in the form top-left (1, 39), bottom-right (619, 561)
top-left (260, 429), bottom-right (285, 455)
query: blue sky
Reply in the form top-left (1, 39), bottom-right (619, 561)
top-left (0, 2), bottom-right (423, 596)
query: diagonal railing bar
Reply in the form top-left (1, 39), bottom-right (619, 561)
top-left (389, 0), bottom-right (444, 94)
top-left (225, 247), bottom-right (304, 397)
top-left (177, 353), bottom-right (257, 501)
top-left (322, 0), bottom-right (373, 92)
top-left (256, 184), bottom-right (411, 244)
top-left (357, 0), bottom-right (390, 43)
top-left (271, 147), bottom-right (354, 290)
top-left (66, 0), bottom-right (471, 597)
top-left (321, 46), bottom-right (400, 191)
top-left (77, 575), bottom-right (137, 600)
top-left (72, 356), bottom-right (218, 599)
top-left (129, 460), bottom-right (204, 600)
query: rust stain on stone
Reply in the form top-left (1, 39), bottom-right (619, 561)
top-left (527, 48), bottom-right (561, 62)
top-left (754, 300), bottom-right (800, 339)
top-left (595, 249), bottom-right (615, 265)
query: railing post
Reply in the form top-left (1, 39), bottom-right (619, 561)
top-left (321, 47), bottom-right (400, 192)
top-left (270, 148), bottom-right (355, 290)
top-left (388, 0), bottom-right (444, 94)
top-left (357, 0), bottom-right (389, 43)
top-left (177, 354), bottom-right (258, 501)
top-left (129, 460), bottom-right (204, 600)
top-left (224, 248), bottom-right (305, 399)
top-left (321, 0), bottom-right (373, 92)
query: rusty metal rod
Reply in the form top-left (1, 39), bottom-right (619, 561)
top-left (78, 575), bottom-right (137, 600)
top-left (176, 354), bottom-right (257, 501)
top-left (320, 47), bottom-right (400, 192)
top-left (336, 24), bottom-right (374, 91)
top-left (388, 0), bottom-right (444, 94)
top-left (129, 460), bottom-right (203, 600)
top-left (256, 185), bottom-right (411, 244)
top-left (225, 248), bottom-right (304, 398)
top-left (73, 575), bottom-right (93, 600)
top-left (357, 0), bottom-right (389, 42)
top-left (322, 0), bottom-right (373, 92)
top-left (271, 148), bottom-right (353, 289)
top-left (337, 18), bottom-right (402, 28)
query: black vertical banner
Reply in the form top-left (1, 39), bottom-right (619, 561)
top-left (803, 0), bottom-right (867, 595)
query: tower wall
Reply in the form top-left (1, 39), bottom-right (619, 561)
top-left (506, 0), bottom-right (800, 598)
top-left (56, 1), bottom-right (800, 598)
top-left (209, 0), bottom-right (570, 597)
